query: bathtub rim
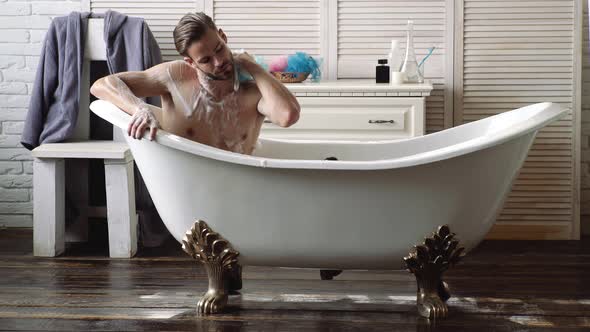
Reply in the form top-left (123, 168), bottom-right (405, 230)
top-left (89, 100), bottom-right (568, 171)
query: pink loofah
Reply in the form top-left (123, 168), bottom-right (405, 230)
top-left (269, 55), bottom-right (288, 72)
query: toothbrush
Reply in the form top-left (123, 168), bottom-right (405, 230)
top-left (418, 46), bottom-right (435, 69)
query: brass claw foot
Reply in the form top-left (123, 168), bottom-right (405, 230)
top-left (404, 225), bottom-right (465, 319)
top-left (417, 287), bottom-right (448, 320)
top-left (182, 220), bottom-right (240, 315)
top-left (197, 283), bottom-right (228, 314)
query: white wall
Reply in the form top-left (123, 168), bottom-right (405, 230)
top-left (0, 1), bottom-right (81, 227)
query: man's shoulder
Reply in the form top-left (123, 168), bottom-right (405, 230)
top-left (163, 60), bottom-right (193, 71)
top-left (161, 60), bottom-right (198, 83)
top-left (167, 59), bottom-right (190, 67)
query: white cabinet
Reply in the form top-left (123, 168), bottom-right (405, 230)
top-left (260, 80), bottom-right (433, 141)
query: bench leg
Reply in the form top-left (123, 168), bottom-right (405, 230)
top-left (33, 158), bottom-right (65, 257)
top-left (104, 158), bottom-right (137, 258)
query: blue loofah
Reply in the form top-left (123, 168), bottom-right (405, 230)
top-left (285, 52), bottom-right (322, 81)
top-left (237, 68), bottom-right (252, 82)
top-left (237, 52), bottom-right (323, 82)
top-left (237, 55), bottom-right (270, 82)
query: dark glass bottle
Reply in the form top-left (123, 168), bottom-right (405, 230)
top-left (376, 59), bottom-right (390, 83)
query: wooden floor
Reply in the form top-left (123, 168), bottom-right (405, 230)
top-left (1, 227), bottom-right (590, 331)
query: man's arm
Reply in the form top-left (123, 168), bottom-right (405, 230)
top-left (90, 62), bottom-right (171, 140)
top-left (236, 54), bottom-right (300, 127)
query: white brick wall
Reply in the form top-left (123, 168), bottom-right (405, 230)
top-left (0, 0), bottom-right (81, 228)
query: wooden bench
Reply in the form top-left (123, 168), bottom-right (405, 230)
top-left (32, 141), bottom-right (137, 258)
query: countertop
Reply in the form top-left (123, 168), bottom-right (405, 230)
top-left (283, 79), bottom-right (433, 95)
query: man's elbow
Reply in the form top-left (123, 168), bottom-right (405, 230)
top-left (90, 78), bottom-right (104, 98)
top-left (91, 75), bottom-right (119, 99)
top-left (277, 102), bottom-right (300, 127)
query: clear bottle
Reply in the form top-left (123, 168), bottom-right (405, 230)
top-left (400, 20), bottom-right (423, 83)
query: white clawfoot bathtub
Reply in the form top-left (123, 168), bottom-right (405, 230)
top-left (90, 100), bottom-right (567, 270)
top-left (91, 100), bottom-right (568, 318)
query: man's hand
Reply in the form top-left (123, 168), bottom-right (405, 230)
top-left (128, 106), bottom-right (160, 140)
top-left (233, 51), bottom-right (258, 73)
top-left (233, 50), bottom-right (254, 62)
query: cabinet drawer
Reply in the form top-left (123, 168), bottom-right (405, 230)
top-left (263, 109), bottom-right (406, 131)
top-left (261, 97), bottom-right (424, 141)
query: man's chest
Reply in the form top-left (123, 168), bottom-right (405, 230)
top-left (160, 90), bottom-right (262, 143)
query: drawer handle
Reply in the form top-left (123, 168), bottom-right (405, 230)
top-left (368, 119), bottom-right (395, 124)
top-left (263, 119), bottom-right (272, 124)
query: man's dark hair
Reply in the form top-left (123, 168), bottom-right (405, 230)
top-left (173, 12), bottom-right (218, 57)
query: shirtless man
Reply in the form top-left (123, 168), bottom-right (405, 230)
top-left (90, 12), bottom-right (300, 155)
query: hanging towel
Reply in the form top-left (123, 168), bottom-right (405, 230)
top-left (21, 12), bottom-right (88, 150)
top-left (21, 10), bottom-right (162, 149)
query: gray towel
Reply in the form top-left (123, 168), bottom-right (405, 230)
top-left (21, 12), bottom-right (88, 150)
top-left (21, 10), bottom-right (162, 149)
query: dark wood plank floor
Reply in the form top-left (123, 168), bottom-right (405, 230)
top-left (1, 227), bottom-right (590, 331)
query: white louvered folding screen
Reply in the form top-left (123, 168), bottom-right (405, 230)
top-left (90, 0), bottom-right (199, 62)
top-left (457, 0), bottom-right (579, 239)
top-left (211, 0), bottom-right (321, 62)
top-left (337, 0), bottom-right (451, 132)
top-left (86, 0), bottom-right (582, 239)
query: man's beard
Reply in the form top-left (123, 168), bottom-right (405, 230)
top-left (195, 61), bottom-right (240, 100)
top-left (198, 62), bottom-right (234, 81)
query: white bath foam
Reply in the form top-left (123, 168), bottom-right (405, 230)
top-left (163, 57), bottom-right (257, 154)
top-left (106, 74), bottom-right (153, 113)
top-left (164, 59), bottom-right (238, 121)
top-left (164, 60), bottom-right (202, 118)
top-left (104, 74), bottom-right (162, 139)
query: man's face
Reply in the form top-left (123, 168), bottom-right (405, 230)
top-left (184, 28), bottom-right (233, 80)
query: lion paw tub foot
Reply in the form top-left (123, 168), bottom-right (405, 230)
top-left (196, 288), bottom-right (228, 314)
top-left (182, 220), bottom-right (240, 315)
top-left (404, 225), bottom-right (465, 319)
